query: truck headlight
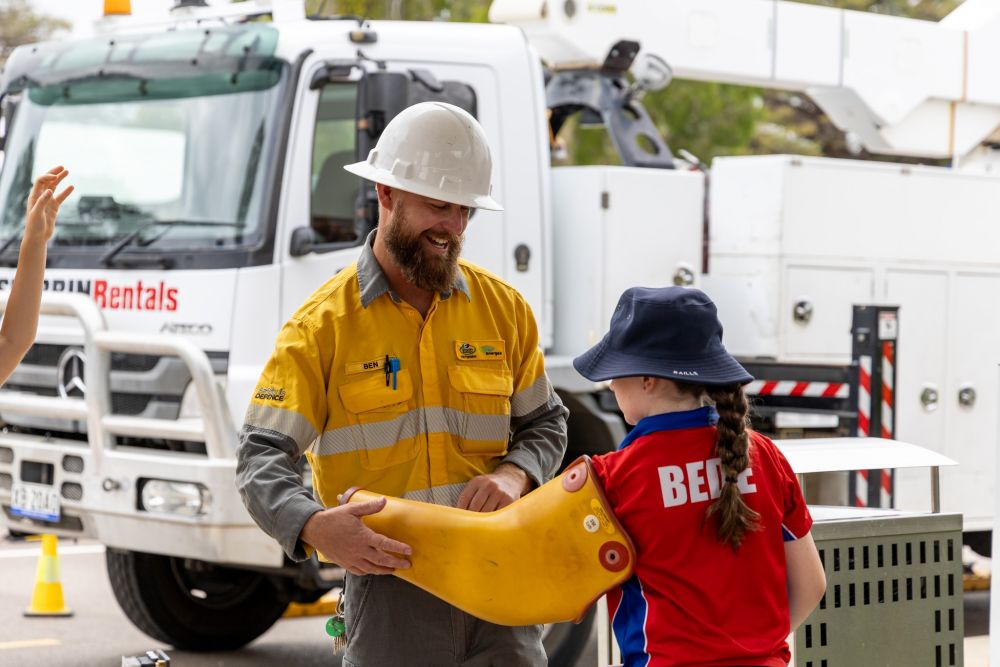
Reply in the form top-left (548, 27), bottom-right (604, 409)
top-left (140, 479), bottom-right (211, 517)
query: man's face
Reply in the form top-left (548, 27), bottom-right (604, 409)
top-left (382, 191), bottom-right (470, 294)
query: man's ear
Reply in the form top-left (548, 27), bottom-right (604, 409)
top-left (375, 183), bottom-right (395, 211)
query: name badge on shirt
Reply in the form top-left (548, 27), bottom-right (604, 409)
top-left (345, 357), bottom-right (387, 375)
top-left (455, 340), bottom-right (505, 361)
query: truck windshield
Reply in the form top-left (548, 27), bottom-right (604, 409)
top-left (0, 24), bottom-right (288, 268)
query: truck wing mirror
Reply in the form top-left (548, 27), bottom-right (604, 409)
top-left (289, 226), bottom-right (362, 257)
top-left (0, 93), bottom-right (7, 151)
top-left (358, 71), bottom-right (409, 141)
top-left (309, 60), bottom-right (360, 90)
top-left (289, 226), bottom-right (319, 257)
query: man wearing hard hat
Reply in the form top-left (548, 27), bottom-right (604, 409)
top-left (237, 102), bottom-right (568, 665)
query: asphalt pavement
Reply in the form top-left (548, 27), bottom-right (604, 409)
top-left (0, 530), bottom-right (990, 666)
top-left (0, 530), bottom-right (599, 667)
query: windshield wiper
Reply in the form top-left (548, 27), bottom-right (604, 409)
top-left (100, 219), bottom-right (241, 267)
top-left (0, 218), bottom-right (110, 265)
top-left (0, 232), bottom-right (22, 262)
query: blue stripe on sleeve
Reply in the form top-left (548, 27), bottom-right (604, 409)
top-left (614, 575), bottom-right (651, 667)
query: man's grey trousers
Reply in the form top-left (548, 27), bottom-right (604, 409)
top-left (342, 572), bottom-right (547, 667)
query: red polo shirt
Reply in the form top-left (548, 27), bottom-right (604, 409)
top-left (591, 406), bottom-right (812, 667)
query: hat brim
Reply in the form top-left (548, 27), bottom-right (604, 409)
top-left (343, 161), bottom-right (504, 211)
top-left (573, 336), bottom-right (754, 387)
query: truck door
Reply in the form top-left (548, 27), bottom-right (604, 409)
top-left (945, 272), bottom-right (1000, 529)
top-left (884, 271), bottom-right (949, 513)
top-left (278, 55), bottom-right (542, 325)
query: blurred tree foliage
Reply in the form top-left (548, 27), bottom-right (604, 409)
top-left (0, 0), bottom-right (70, 67)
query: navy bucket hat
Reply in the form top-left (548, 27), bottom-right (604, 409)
top-left (573, 286), bottom-right (753, 386)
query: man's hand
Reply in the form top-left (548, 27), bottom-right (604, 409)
top-left (457, 463), bottom-right (532, 512)
top-left (300, 496), bottom-right (412, 576)
top-left (25, 166), bottom-right (73, 244)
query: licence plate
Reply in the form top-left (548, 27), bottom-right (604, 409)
top-left (10, 482), bottom-right (61, 522)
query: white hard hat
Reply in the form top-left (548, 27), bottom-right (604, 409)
top-left (344, 101), bottom-right (503, 211)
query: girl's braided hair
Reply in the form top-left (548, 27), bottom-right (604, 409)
top-left (677, 381), bottom-right (760, 550)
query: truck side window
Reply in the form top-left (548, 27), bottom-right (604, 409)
top-left (311, 83), bottom-right (359, 243)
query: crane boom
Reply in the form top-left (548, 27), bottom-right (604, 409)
top-left (489, 0), bottom-right (1000, 162)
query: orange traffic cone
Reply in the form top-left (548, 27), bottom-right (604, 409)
top-left (23, 534), bottom-right (73, 617)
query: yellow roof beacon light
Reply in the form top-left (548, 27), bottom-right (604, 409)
top-left (104, 0), bottom-right (132, 16)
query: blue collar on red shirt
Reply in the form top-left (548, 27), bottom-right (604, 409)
top-left (618, 405), bottom-right (719, 450)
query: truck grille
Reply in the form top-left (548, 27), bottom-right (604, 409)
top-left (0, 343), bottom-right (228, 452)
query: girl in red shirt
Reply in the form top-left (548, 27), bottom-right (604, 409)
top-left (573, 286), bottom-right (826, 667)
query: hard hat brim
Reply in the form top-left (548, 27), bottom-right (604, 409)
top-left (343, 160), bottom-right (504, 212)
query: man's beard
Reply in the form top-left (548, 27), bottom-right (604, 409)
top-left (383, 205), bottom-right (464, 294)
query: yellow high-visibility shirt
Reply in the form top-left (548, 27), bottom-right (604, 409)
top-left (241, 238), bottom-right (567, 541)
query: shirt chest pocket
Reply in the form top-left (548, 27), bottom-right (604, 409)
top-left (447, 366), bottom-right (513, 455)
top-left (337, 369), bottom-right (417, 470)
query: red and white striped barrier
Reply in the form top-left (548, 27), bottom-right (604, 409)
top-left (856, 355), bottom-right (872, 506)
top-left (746, 380), bottom-right (849, 399)
top-left (879, 341), bottom-right (895, 507)
top-left (854, 347), bottom-right (895, 508)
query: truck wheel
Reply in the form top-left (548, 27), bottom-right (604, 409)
top-left (106, 548), bottom-right (288, 651)
top-left (544, 606), bottom-right (596, 667)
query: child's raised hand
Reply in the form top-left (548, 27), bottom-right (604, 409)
top-left (25, 166), bottom-right (74, 244)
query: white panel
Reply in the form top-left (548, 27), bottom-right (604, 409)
top-left (878, 99), bottom-right (952, 158)
top-left (806, 86), bottom-right (892, 153)
top-left (664, 0), bottom-right (775, 83)
top-left (780, 157), bottom-right (1000, 266)
top-left (883, 270), bottom-right (948, 514)
top-left (964, 15), bottom-right (1000, 106)
top-left (774, 2), bottom-right (841, 87)
top-left (842, 12), bottom-right (963, 125)
top-left (550, 167), bottom-right (607, 358)
top-left (783, 265), bottom-right (873, 359)
top-left (701, 262), bottom-right (781, 359)
top-left (942, 272), bottom-right (1000, 525)
top-left (601, 168), bottom-right (704, 335)
top-left (708, 155), bottom-right (789, 256)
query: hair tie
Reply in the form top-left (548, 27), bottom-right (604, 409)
top-left (725, 476), bottom-right (738, 484)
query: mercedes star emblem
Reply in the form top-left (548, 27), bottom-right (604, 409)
top-left (56, 348), bottom-right (87, 399)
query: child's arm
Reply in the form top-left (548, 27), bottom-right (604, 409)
top-left (785, 532), bottom-right (827, 631)
top-left (0, 166), bottom-right (74, 385)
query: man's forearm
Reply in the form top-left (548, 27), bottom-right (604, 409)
top-left (504, 393), bottom-right (569, 487)
top-left (236, 426), bottom-right (324, 560)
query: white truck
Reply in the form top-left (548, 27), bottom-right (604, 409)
top-left (0, 1), bottom-right (695, 659)
top-left (0, 0), bottom-right (996, 658)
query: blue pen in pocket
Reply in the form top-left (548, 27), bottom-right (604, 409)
top-left (384, 356), bottom-right (400, 390)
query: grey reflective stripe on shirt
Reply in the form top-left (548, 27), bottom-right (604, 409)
top-left (402, 483), bottom-right (466, 506)
top-left (510, 374), bottom-right (555, 418)
top-left (314, 406), bottom-right (511, 456)
top-left (244, 402), bottom-right (319, 453)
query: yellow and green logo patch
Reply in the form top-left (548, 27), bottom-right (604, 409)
top-left (455, 340), bottom-right (505, 361)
